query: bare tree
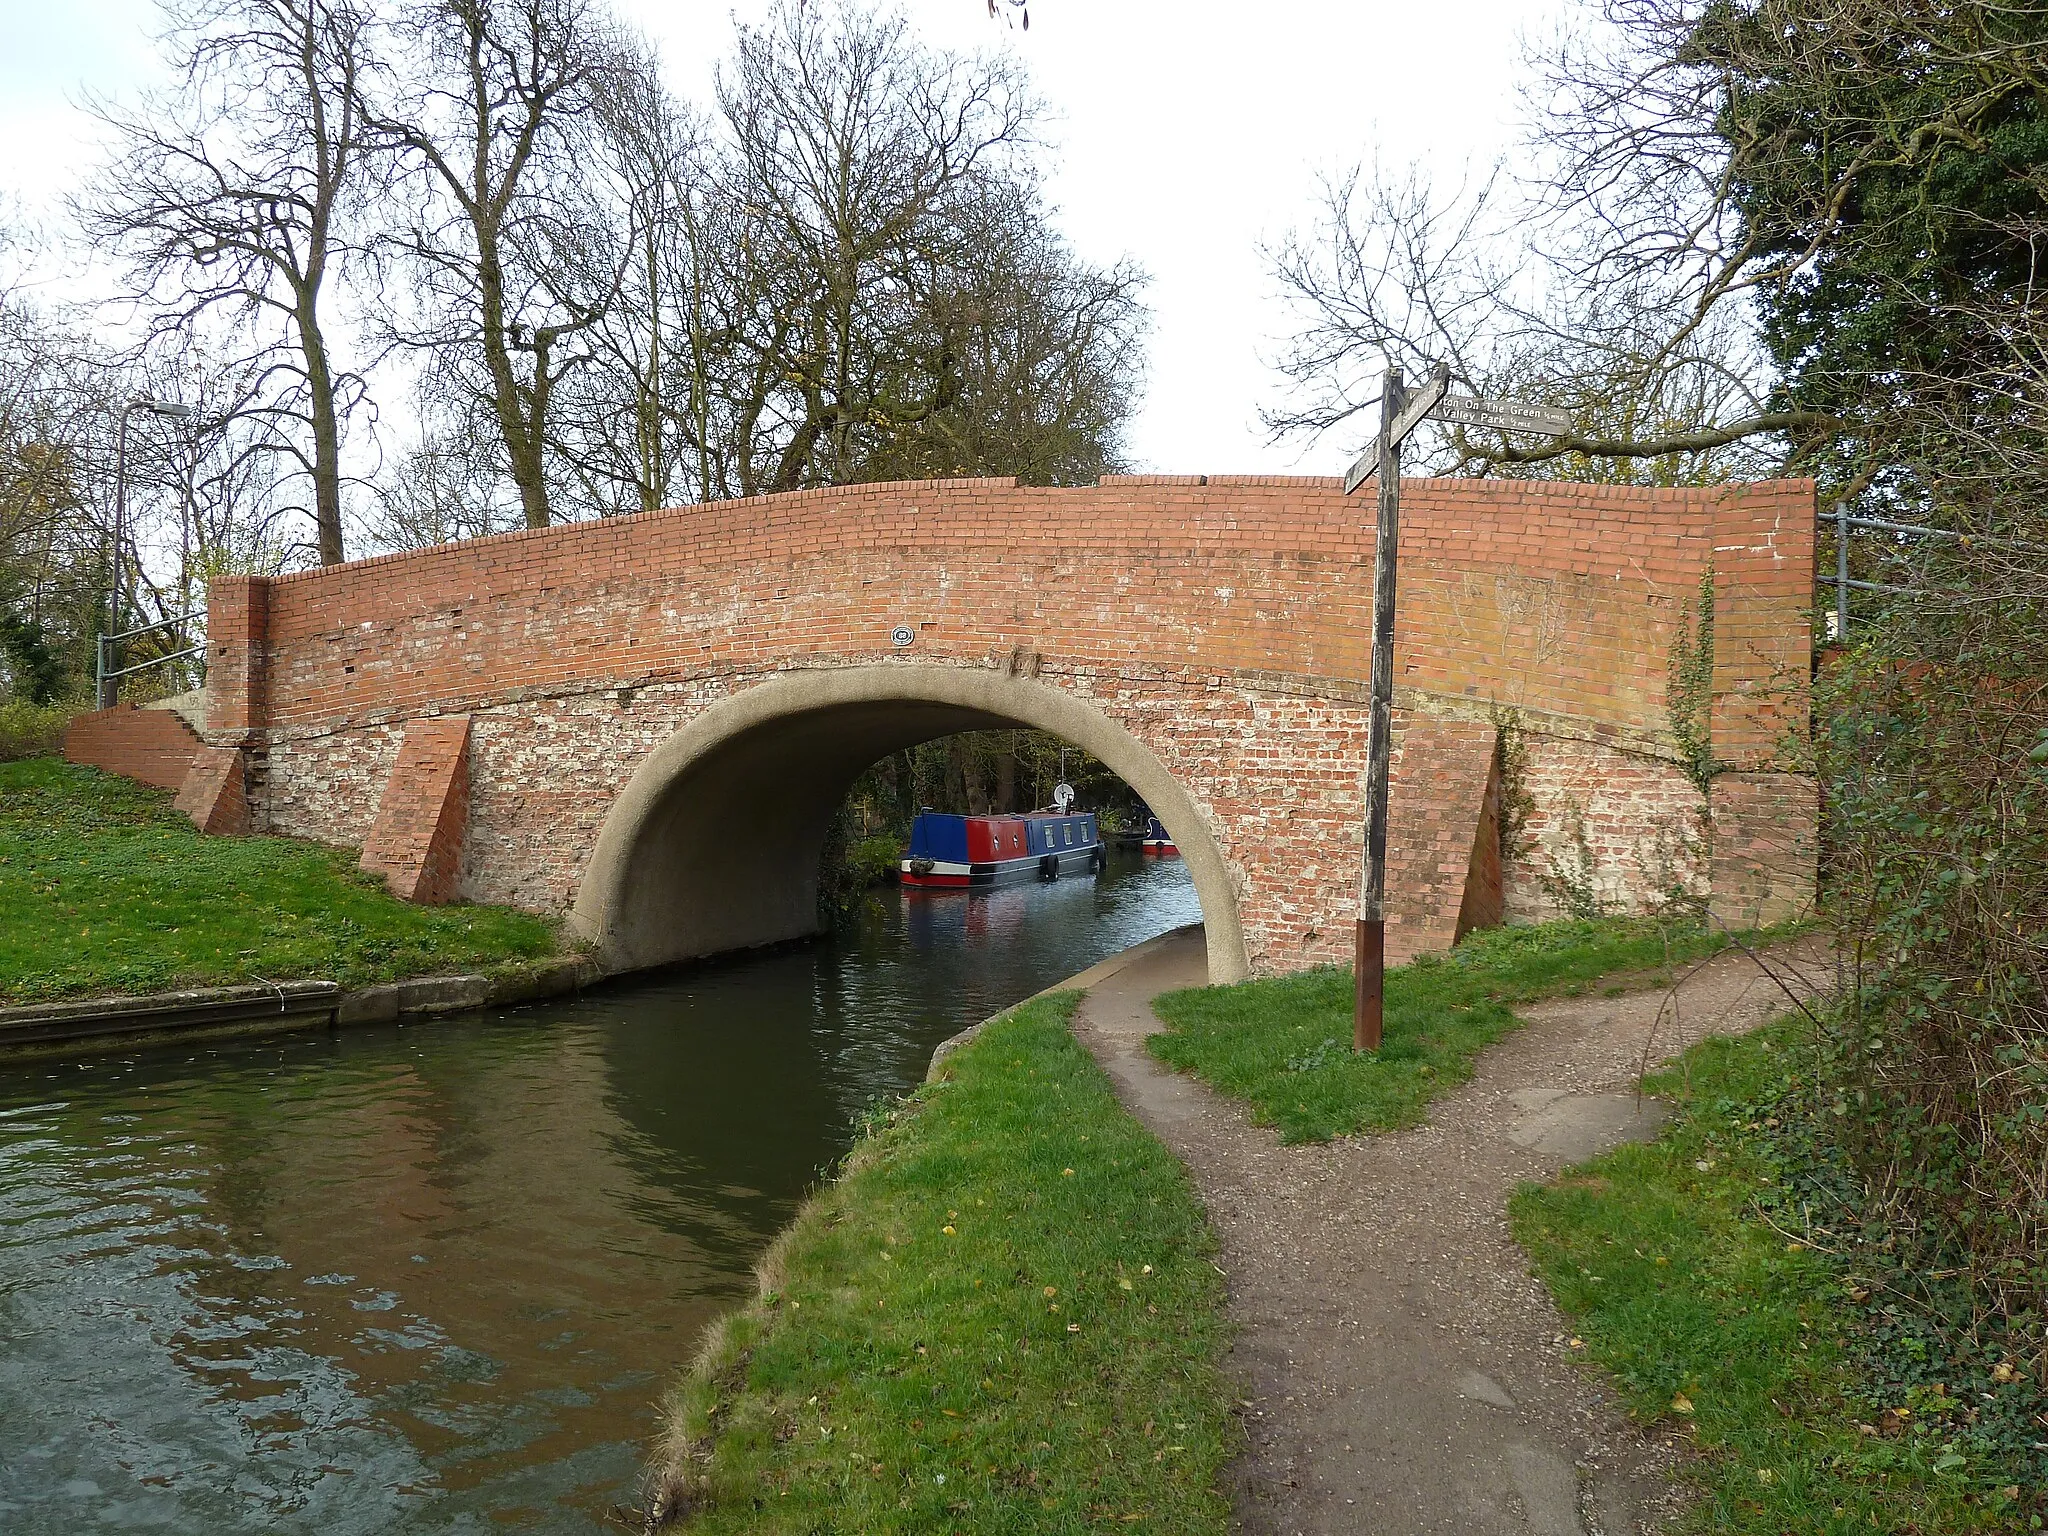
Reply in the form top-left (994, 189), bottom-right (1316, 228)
top-left (712, 0), bottom-right (1038, 493)
top-left (1265, 0), bottom-right (2048, 499)
top-left (1264, 155), bottom-right (1820, 486)
top-left (76, 0), bottom-right (372, 565)
top-left (1, 218), bottom-right (110, 697)
top-left (549, 41), bottom-right (717, 514)
top-left (854, 170), bottom-right (1149, 485)
top-left (547, 2), bottom-right (1145, 513)
top-left (364, 0), bottom-right (623, 530)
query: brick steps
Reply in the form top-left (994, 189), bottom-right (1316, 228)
top-left (63, 704), bottom-right (204, 791)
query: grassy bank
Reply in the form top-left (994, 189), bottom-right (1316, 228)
top-left (0, 758), bottom-right (558, 1004)
top-left (1511, 1018), bottom-right (2045, 1534)
top-left (1147, 918), bottom-right (1738, 1143)
top-left (651, 993), bottom-right (1233, 1534)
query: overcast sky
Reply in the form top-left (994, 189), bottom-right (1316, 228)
top-left (1, 0), bottom-right (1568, 475)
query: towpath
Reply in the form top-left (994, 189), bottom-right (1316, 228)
top-left (1067, 927), bottom-right (1828, 1535)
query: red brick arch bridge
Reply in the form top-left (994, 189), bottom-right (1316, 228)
top-left (71, 474), bottom-right (1818, 984)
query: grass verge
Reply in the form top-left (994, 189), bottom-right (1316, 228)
top-left (1510, 1017), bottom-right (2045, 1534)
top-left (0, 758), bottom-right (559, 1004)
top-left (1147, 917), bottom-right (1739, 1143)
top-left (651, 993), bottom-right (1233, 1534)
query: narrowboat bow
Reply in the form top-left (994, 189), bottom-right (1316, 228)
top-left (1141, 815), bottom-right (1179, 856)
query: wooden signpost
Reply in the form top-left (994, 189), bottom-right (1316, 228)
top-left (1343, 364), bottom-right (1573, 1051)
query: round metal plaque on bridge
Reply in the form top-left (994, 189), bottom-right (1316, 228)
top-left (890, 624), bottom-right (915, 649)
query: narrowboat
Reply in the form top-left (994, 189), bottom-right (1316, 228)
top-left (899, 810), bottom-right (1104, 888)
top-left (1141, 815), bottom-right (1179, 856)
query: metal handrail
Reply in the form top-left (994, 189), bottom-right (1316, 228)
top-left (1820, 509), bottom-right (2048, 553)
top-left (1816, 507), bottom-right (2048, 634)
top-left (101, 645), bottom-right (206, 683)
top-left (95, 610), bottom-right (207, 709)
top-left (106, 610), bottom-right (203, 645)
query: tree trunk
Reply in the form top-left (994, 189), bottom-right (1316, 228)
top-left (300, 306), bottom-right (347, 564)
top-left (477, 236), bottom-right (552, 530)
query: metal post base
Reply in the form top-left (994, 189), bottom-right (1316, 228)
top-left (1354, 917), bottom-right (1384, 1052)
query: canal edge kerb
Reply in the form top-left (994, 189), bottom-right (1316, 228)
top-left (0, 955), bottom-right (603, 1061)
top-left (924, 922), bottom-right (1205, 1084)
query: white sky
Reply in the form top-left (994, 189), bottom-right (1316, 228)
top-left (1, 0), bottom-right (1567, 475)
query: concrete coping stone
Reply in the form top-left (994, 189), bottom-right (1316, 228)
top-left (2, 956), bottom-right (603, 1059)
top-left (0, 981), bottom-right (344, 1051)
top-left (0, 979), bottom-right (342, 1027)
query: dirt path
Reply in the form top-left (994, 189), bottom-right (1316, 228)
top-left (1069, 928), bottom-right (1831, 1536)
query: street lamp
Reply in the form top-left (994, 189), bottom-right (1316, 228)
top-left (101, 395), bottom-right (200, 709)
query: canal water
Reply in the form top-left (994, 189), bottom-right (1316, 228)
top-left (0, 852), bottom-right (1199, 1534)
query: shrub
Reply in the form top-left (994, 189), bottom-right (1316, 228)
top-left (846, 833), bottom-right (899, 886)
top-left (1815, 640), bottom-right (2048, 1338)
top-left (0, 698), bottom-right (74, 761)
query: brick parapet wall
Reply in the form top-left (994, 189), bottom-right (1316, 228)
top-left (216, 476), bottom-right (1763, 742)
top-left (1711, 481), bottom-right (1817, 769)
top-left (204, 576), bottom-right (270, 737)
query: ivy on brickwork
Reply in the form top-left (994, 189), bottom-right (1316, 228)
top-left (1535, 798), bottom-right (1609, 920)
top-left (1666, 564), bottom-right (1718, 796)
top-left (1487, 702), bottom-right (1535, 865)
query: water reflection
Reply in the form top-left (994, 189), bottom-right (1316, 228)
top-left (0, 852), bottom-right (1199, 1533)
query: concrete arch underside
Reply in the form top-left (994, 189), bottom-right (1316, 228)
top-left (569, 665), bottom-right (1249, 985)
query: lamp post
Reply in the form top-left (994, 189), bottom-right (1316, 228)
top-left (101, 395), bottom-right (199, 709)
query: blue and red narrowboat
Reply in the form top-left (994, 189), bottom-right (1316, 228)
top-left (1141, 815), bottom-right (1179, 856)
top-left (899, 811), bottom-right (1104, 888)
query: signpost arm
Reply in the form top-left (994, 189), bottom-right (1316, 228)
top-left (1356, 368), bottom-right (1404, 1052)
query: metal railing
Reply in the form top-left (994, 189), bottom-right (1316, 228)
top-left (96, 611), bottom-right (205, 710)
top-left (1819, 505), bottom-right (2047, 636)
